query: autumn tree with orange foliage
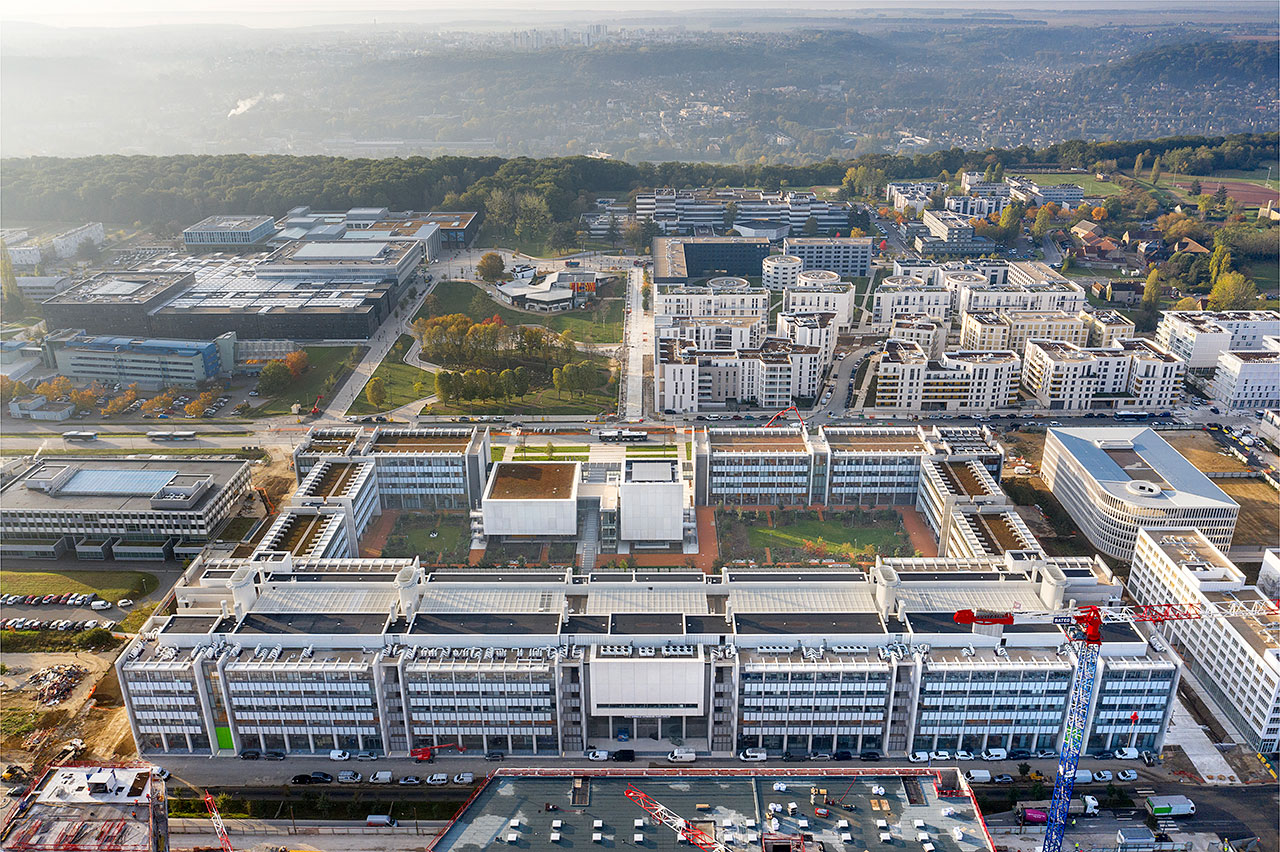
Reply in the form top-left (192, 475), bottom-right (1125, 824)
top-left (284, 350), bottom-right (310, 378)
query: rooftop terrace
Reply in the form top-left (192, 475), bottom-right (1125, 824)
top-left (488, 462), bottom-right (579, 500)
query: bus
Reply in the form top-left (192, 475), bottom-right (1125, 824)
top-left (62, 431), bottom-right (98, 442)
top-left (1112, 410), bottom-right (1151, 421)
top-left (147, 431), bottom-right (197, 442)
top-left (596, 429), bottom-right (646, 443)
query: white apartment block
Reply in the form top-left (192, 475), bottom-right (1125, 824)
top-left (656, 315), bottom-right (766, 351)
top-left (1155, 310), bottom-right (1280, 371)
top-left (762, 254), bottom-right (803, 290)
top-left (1128, 528), bottom-right (1280, 753)
top-left (1006, 177), bottom-right (1084, 210)
top-left (916, 210), bottom-right (994, 256)
top-left (654, 278), bottom-right (770, 321)
top-left (1022, 340), bottom-right (1184, 413)
top-left (959, 173), bottom-right (1012, 197)
top-left (872, 276), bottom-right (953, 329)
top-left (117, 543), bottom-right (1176, 759)
top-left (656, 339), bottom-right (823, 413)
top-left (888, 314), bottom-right (947, 359)
top-left (1210, 345), bottom-right (1280, 411)
top-left (959, 309), bottom-right (1089, 356)
top-left (1, 229), bottom-right (42, 265)
top-left (946, 195), bottom-right (1009, 217)
top-left (783, 271), bottom-right (857, 328)
top-left (51, 222), bottom-right (106, 259)
top-left (1082, 309), bottom-right (1136, 348)
top-left (1041, 427), bottom-right (1238, 561)
top-left (782, 237), bottom-right (874, 278)
top-left (955, 263), bottom-right (1086, 317)
top-left (893, 259), bottom-right (1009, 287)
top-left (873, 340), bottom-right (1021, 413)
top-left (886, 182), bottom-right (945, 213)
top-left (776, 312), bottom-right (838, 367)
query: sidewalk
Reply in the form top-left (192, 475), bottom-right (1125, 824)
top-left (1163, 693), bottom-right (1239, 784)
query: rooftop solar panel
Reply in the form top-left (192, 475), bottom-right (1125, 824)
top-left (60, 469), bottom-right (176, 496)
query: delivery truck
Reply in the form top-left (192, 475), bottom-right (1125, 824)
top-left (1016, 796), bottom-right (1099, 822)
top-left (1145, 796), bottom-right (1195, 817)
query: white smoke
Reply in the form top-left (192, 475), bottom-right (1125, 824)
top-left (227, 92), bottom-right (284, 119)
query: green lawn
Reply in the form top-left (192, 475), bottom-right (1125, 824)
top-left (418, 280), bottom-right (623, 344)
top-left (119, 602), bottom-right (159, 633)
top-left (381, 512), bottom-right (470, 564)
top-left (1246, 262), bottom-right (1280, 297)
top-left (1010, 172), bottom-right (1123, 197)
top-left (253, 345), bottom-right (365, 416)
top-left (347, 335), bottom-right (436, 415)
top-left (215, 516), bottom-right (259, 542)
top-left (0, 568), bottom-right (159, 601)
top-left (748, 518), bottom-right (906, 558)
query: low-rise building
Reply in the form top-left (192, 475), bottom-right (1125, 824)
top-left (959, 309), bottom-right (1089, 356)
top-left (1040, 427), bottom-right (1238, 561)
top-left (960, 173), bottom-right (1012, 196)
top-left (916, 210), bottom-right (995, 256)
top-left (1155, 310), bottom-right (1280, 372)
top-left (183, 214), bottom-right (278, 247)
top-left (886, 181), bottom-right (945, 213)
top-left (1, 764), bottom-right (168, 852)
top-left (1007, 177), bottom-right (1084, 210)
top-left (41, 328), bottom-right (231, 390)
top-left (1209, 345), bottom-right (1280, 411)
top-left (782, 236), bottom-right (874, 278)
top-left (0, 456), bottom-right (251, 560)
top-left (482, 462), bottom-right (581, 538)
top-left (946, 195), bottom-right (1009, 217)
top-left (13, 274), bottom-right (72, 301)
top-left (496, 269), bottom-right (597, 312)
top-left (1021, 339), bottom-right (1184, 413)
top-left (7, 394), bottom-right (75, 422)
top-left (1128, 528), bottom-right (1279, 754)
top-left (872, 340), bottom-right (1020, 413)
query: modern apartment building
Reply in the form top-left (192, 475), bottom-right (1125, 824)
top-left (873, 340), bottom-right (1021, 413)
top-left (1021, 339), bottom-right (1185, 412)
top-left (871, 276), bottom-right (953, 329)
top-left (959, 173), bottom-right (1012, 197)
top-left (782, 236), bottom-right (874, 278)
top-left (776, 312), bottom-right (838, 367)
top-left (183, 215), bottom-right (278, 247)
top-left (656, 315), bottom-right (766, 351)
top-left (653, 278), bottom-right (770, 321)
top-left (656, 339), bottom-right (823, 413)
top-left (1041, 427), bottom-right (1239, 561)
top-left (0, 457), bottom-right (251, 561)
top-left (761, 254), bottom-right (803, 290)
top-left (51, 223), bottom-right (106, 259)
top-left (1155, 310), bottom-right (1280, 372)
top-left (916, 210), bottom-right (995, 256)
top-left (888, 314), bottom-right (948, 359)
top-left (117, 548), bottom-right (1175, 759)
top-left (885, 182), bottom-right (945, 213)
top-left (1128, 528), bottom-right (1280, 753)
top-left (1210, 347), bottom-right (1280, 410)
top-left (782, 271), bottom-right (857, 328)
top-left (1082, 309), bottom-right (1136, 348)
top-left (651, 238), bottom-right (773, 284)
top-left (945, 195), bottom-right (1009, 217)
top-left (893, 259), bottom-right (1009, 287)
top-left (636, 188), bottom-right (853, 235)
top-left (959, 309), bottom-right (1090, 356)
top-left (1006, 177), bottom-right (1084, 210)
top-left (955, 262), bottom-right (1086, 317)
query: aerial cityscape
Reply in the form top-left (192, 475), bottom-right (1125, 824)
top-left (0, 3), bottom-right (1277, 852)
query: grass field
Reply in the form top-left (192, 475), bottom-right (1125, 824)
top-left (381, 512), bottom-right (470, 563)
top-left (0, 568), bottom-right (158, 601)
top-left (1245, 263), bottom-right (1280, 297)
top-left (1166, 432), bottom-right (1251, 474)
top-left (1218, 479), bottom-right (1280, 547)
top-left (419, 280), bottom-right (623, 344)
top-left (215, 516), bottom-right (259, 542)
top-left (254, 345), bottom-right (364, 416)
top-left (119, 602), bottom-right (159, 633)
top-left (347, 335), bottom-right (435, 415)
top-left (1011, 172), bottom-right (1122, 197)
top-left (748, 517), bottom-right (906, 557)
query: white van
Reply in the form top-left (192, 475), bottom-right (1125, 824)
top-left (1073, 769), bottom-right (1094, 785)
top-left (980, 748), bottom-right (1007, 762)
top-left (90, 600), bottom-right (112, 611)
top-left (366, 814), bottom-right (397, 827)
top-left (966, 770), bottom-right (992, 784)
top-left (328, 749), bottom-right (351, 761)
top-left (370, 770), bottom-right (393, 784)
top-left (667, 747), bottom-right (697, 763)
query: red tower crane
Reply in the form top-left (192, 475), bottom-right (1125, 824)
top-left (954, 596), bottom-right (1278, 852)
top-left (203, 789), bottom-right (234, 852)
top-left (624, 785), bottom-right (729, 852)
top-left (763, 406), bottom-right (806, 429)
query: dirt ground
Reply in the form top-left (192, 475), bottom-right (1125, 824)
top-left (1000, 430), bottom-right (1045, 468)
top-left (1165, 431), bottom-right (1251, 473)
top-left (1218, 478), bottom-right (1280, 546)
top-left (251, 447), bottom-right (299, 509)
top-left (0, 650), bottom-right (121, 768)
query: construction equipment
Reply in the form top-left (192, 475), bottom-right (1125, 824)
top-left (409, 742), bottom-right (467, 763)
top-left (204, 789), bottom-right (234, 852)
top-left (309, 394), bottom-right (323, 416)
top-left (763, 406), bottom-right (806, 429)
top-left (624, 785), bottom-right (729, 852)
top-left (954, 596), bottom-right (1278, 852)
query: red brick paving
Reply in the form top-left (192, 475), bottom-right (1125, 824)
top-left (359, 509), bottom-right (399, 557)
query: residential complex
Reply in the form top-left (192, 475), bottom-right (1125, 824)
top-left (946, 195), bottom-right (1008, 217)
top-left (1040, 427), bottom-right (1239, 561)
top-left (782, 236), bottom-right (874, 278)
top-left (885, 182), bottom-right (945, 213)
top-left (915, 210), bottom-right (995, 256)
top-left (1082, 309), bottom-right (1137, 347)
top-left (1154, 310), bottom-right (1280, 372)
top-left (888, 314), bottom-right (947, 358)
top-left (782, 271), bottom-right (857, 329)
top-left (653, 278), bottom-right (770, 321)
top-left (761, 253), bottom-right (803, 289)
top-left (636, 188), bottom-right (853, 235)
top-left (0, 457), bottom-right (251, 561)
top-left (656, 338), bottom-right (823, 412)
top-left (872, 340), bottom-right (1021, 414)
top-left (117, 544), bottom-right (1176, 759)
top-left (1128, 528), bottom-right (1280, 754)
top-left (1021, 339), bottom-right (1185, 412)
top-left (1208, 340), bottom-right (1280, 411)
top-left (651, 236), bottom-right (772, 284)
top-left (1006, 176), bottom-right (1084, 209)
top-left (959, 309), bottom-right (1089, 355)
top-left (871, 276), bottom-right (953, 328)
top-left (182, 214), bottom-right (278, 247)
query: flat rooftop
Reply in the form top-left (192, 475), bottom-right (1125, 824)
top-left (1, 457), bottom-right (244, 513)
top-left (45, 271), bottom-right (190, 305)
top-left (939, 461), bottom-right (995, 498)
top-left (488, 462), bottom-right (579, 500)
top-left (707, 428), bottom-right (808, 453)
top-left (185, 214), bottom-right (274, 232)
top-left (310, 461), bottom-right (362, 498)
top-left (432, 772), bottom-right (991, 852)
top-left (369, 431), bottom-right (473, 453)
top-left (824, 429), bottom-right (925, 453)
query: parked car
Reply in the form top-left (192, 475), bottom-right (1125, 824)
top-left (808, 752), bottom-right (833, 761)
top-left (328, 750), bottom-right (350, 761)
top-left (263, 751), bottom-right (286, 761)
top-left (290, 774), bottom-right (313, 785)
top-left (309, 772), bottom-right (333, 784)
top-left (610, 750), bottom-right (635, 763)
top-left (1117, 769), bottom-right (1138, 782)
top-left (398, 775), bottom-right (421, 786)
top-left (929, 751), bottom-right (951, 762)
top-left (337, 770), bottom-right (362, 783)
top-left (992, 774), bottom-right (1014, 784)
top-left (240, 749), bottom-right (261, 760)
top-left (1093, 770), bottom-right (1113, 782)
top-left (453, 773), bottom-right (474, 785)
top-left (117, 599), bottom-right (134, 608)
top-left (426, 773), bottom-right (449, 786)
top-left (781, 752), bottom-right (806, 762)
top-left (833, 750), bottom-right (855, 762)
top-left (1114, 747), bottom-right (1140, 760)
top-left (355, 751), bottom-right (378, 761)
top-left (908, 751), bottom-right (929, 763)
top-left (484, 751), bottom-right (505, 762)
top-left (955, 751), bottom-right (975, 761)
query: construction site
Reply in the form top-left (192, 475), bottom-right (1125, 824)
top-left (0, 763), bottom-right (167, 852)
top-left (429, 769), bottom-right (994, 852)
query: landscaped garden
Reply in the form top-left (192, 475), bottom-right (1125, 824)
top-left (716, 508), bottom-right (913, 564)
top-left (379, 512), bottom-right (471, 564)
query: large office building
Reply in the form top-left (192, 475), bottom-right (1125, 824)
top-left (1209, 345), bottom-right (1280, 411)
top-left (1006, 177), bottom-right (1084, 210)
top-left (0, 457), bottom-right (251, 561)
top-left (1040, 427), bottom-right (1238, 561)
top-left (1021, 339), bottom-right (1185, 413)
top-left (915, 210), bottom-right (995, 256)
top-left (946, 195), bottom-right (1008, 217)
top-left (183, 215), bottom-right (278, 247)
top-left (872, 340), bottom-right (1021, 414)
top-left (116, 545), bottom-right (1178, 759)
top-left (40, 272), bottom-right (196, 339)
top-left (1154, 310), bottom-right (1280, 372)
top-left (254, 240), bottom-right (422, 285)
top-left (41, 328), bottom-right (232, 390)
top-left (636, 188), bottom-right (853, 236)
top-left (274, 206), bottom-right (447, 258)
top-left (651, 237), bottom-right (772, 284)
top-left (1128, 528), bottom-right (1279, 753)
top-left (782, 236), bottom-right (874, 278)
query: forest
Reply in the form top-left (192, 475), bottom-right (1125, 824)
top-left (2, 133), bottom-right (1275, 233)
